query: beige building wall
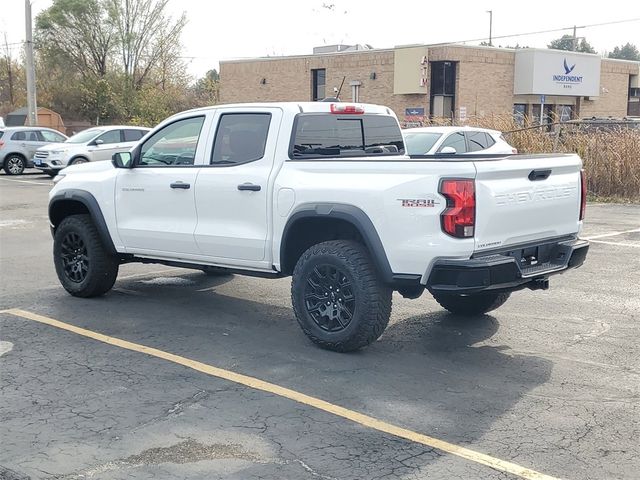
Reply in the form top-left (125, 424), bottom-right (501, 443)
top-left (220, 45), bottom-right (637, 121)
top-left (429, 46), bottom-right (516, 118)
top-left (220, 49), bottom-right (428, 118)
top-left (580, 59), bottom-right (637, 118)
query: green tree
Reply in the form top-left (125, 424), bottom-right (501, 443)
top-left (194, 69), bottom-right (220, 106)
top-left (548, 35), bottom-right (596, 53)
top-left (35, 0), bottom-right (192, 124)
top-left (608, 43), bottom-right (640, 61)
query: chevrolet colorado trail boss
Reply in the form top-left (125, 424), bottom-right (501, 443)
top-left (49, 102), bottom-right (589, 351)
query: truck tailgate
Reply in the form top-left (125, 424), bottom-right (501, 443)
top-left (473, 154), bottom-right (582, 252)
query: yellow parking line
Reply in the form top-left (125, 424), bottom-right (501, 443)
top-left (2, 308), bottom-right (560, 480)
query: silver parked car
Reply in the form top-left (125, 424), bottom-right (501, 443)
top-left (33, 125), bottom-right (151, 177)
top-left (0, 126), bottom-right (68, 175)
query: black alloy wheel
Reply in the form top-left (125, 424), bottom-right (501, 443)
top-left (304, 264), bottom-right (356, 332)
top-left (60, 232), bottom-right (89, 283)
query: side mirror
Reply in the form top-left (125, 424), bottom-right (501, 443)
top-left (94, 139), bottom-right (104, 145)
top-left (112, 152), bottom-right (133, 168)
top-left (440, 146), bottom-right (457, 154)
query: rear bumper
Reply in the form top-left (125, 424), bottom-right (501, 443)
top-left (427, 238), bottom-right (589, 294)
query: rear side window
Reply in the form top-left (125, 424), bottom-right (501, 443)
top-left (124, 129), bottom-right (146, 142)
top-left (291, 114), bottom-right (404, 159)
top-left (466, 131), bottom-right (496, 152)
top-left (0, 131), bottom-right (4, 140)
top-left (438, 132), bottom-right (467, 153)
top-left (211, 113), bottom-right (271, 165)
top-left (466, 131), bottom-right (491, 152)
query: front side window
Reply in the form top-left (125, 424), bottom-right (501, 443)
top-left (139, 116), bottom-right (205, 166)
top-left (438, 131), bottom-right (466, 153)
top-left (403, 132), bottom-right (442, 155)
top-left (40, 130), bottom-right (66, 142)
top-left (96, 130), bottom-right (121, 144)
top-left (66, 128), bottom-right (104, 144)
top-left (211, 113), bottom-right (271, 166)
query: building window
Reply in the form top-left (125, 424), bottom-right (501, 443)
top-left (531, 104), bottom-right (554, 130)
top-left (312, 69), bottom-right (326, 101)
top-left (513, 104), bottom-right (526, 125)
top-left (558, 105), bottom-right (573, 122)
top-left (430, 61), bottom-right (456, 118)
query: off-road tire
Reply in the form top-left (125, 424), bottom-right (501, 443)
top-left (3, 154), bottom-right (26, 175)
top-left (53, 214), bottom-right (119, 297)
top-left (432, 291), bottom-right (511, 316)
top-left (291, 240), bottom-right (392, 352)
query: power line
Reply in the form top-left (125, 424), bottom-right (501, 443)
top-left (438, 17), bottom-right (640, 46)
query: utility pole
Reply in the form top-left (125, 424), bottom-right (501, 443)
top-left (487, 10), bottom-right (493, 46)
top-left (571, 25), bottom-right (577, 51)
top-left (25, 0), bottom-right (37, 126)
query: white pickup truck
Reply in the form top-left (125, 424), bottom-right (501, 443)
top-left (48, 102), bottom-right (589, 351)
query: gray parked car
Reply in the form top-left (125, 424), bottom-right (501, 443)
top-left (0, 126), bottom-right (68, 175)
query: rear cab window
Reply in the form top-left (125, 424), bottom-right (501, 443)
top-left (290, 114), bottom-right (404, 159)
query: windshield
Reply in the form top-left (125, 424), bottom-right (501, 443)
top-left (65, 128), bottom-right (104, 144)
top-left (403, 132), bottom-right (443, 155)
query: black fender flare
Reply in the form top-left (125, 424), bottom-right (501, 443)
top-left (281, 203), bottom-right (394, 283)
top-left (49, 189), bottom-right (117, 255)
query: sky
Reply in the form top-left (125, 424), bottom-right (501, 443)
top-left (2, 0), bottom-right (639, 79)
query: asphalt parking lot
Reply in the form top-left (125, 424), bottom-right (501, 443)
top-left (1, 171), bottom-right (639, 480)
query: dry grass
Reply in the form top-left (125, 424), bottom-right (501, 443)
top-left (420, 116), bottom-right (640, 202)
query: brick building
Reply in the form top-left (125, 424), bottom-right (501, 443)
top-left (220, 44), bottom-right (640, 125)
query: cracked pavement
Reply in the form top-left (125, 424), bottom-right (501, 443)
top-left (1, 174), bottom-right (639, 479)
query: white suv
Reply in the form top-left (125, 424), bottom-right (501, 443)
top-left (403, 126), bottom-right (517, 155)
top-left (34, 125), bottom-right (150, 177)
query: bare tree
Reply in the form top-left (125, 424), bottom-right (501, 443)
top-left (36, 0), bottom-right (114, 79)
top-left (107, 0), bottom-right (186, 90)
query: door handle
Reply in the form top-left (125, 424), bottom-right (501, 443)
top-left (170, 181), bottom-right (191, 189)
top-left (237, 183), bottom-right (261, 191)
top-left (528, 169), bottom-right (552, 181)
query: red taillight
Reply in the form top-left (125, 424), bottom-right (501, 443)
top-left (0, 141), bottom-right (4, 148)
top-left (580, 169), bottom-right (587, 221)
top-left (439, 179), bottom-right (476, 238)
top-left (330, 103), bottom-right (365, 114)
